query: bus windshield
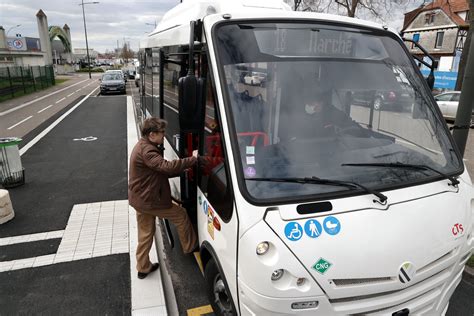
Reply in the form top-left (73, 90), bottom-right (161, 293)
top-left (213, 21), bottom-right (462, 203)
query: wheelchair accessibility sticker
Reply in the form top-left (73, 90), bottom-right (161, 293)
top-left (284, 216), bottom-right (341, 241)
top-left (323, 216), bottom-right (341, 235)
top-left (285, 222), bottom-right (303, 241)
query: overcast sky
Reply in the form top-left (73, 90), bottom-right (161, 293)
top-left (0, 0), bottom-right (177, 53)
top-left (0, 0), bottom-right (422, 53)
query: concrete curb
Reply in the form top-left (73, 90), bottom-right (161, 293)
top-left (463, 265), bottom-right (474, 284)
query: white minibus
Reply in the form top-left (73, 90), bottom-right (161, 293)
top-left (137, 0), bottom-right (474, 314)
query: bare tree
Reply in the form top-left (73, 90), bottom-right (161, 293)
top-left (289, 0), bottom-right (423, 22)
top-left (121, 44), bottom-right (134, 64)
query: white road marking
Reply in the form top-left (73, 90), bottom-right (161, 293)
top-left (0, 79), bottom-right (88, 116)
top-left (76, 89), bottom-right (82, 93)
top-left (73, 136), bottom-right (98, 142)
top-left (67, 92), bottom-right (75, 97)
top-left (0, 230), bottom-right (64, 246)
top-left (7, 116), bottom-right (33, 130)
top-left (55, 97), bottom-right (66, 104)
top-left (20, 87), bottom-right (99, 156)
top-left (38, 104), bottom-right (54, 113)
top-left (0, 201), bottom-right (129, 272)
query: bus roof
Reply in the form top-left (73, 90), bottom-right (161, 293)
top-left (141, 0), bottom-right (397, 49)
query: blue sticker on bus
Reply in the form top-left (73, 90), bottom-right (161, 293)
top-left (203, 200), bottom-right (208, 215)
top-left (304, 219), bottom-right (323, 238)
top-left (323, 216), bottom-right (341, 235)
top-left (285, 222), bottom-right (303, 241)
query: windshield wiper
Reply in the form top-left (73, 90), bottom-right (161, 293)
top-left (341, 162), bottom-right (459, 186)
top-left (245, 176), bottom-right (387, 204)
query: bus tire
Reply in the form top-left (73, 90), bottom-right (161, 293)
top-left (204, 258), bottom-right (236, 316)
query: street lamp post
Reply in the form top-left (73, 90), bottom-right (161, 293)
top-left (79, 0), bottom-right (99, 79)
top-left (6, 24), bottom-right (21, 36)
top-left (145, 21), bottom-right (157, 32)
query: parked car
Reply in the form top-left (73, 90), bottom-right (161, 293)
top-left (352, 89), bottom-right (413, 111)
top-left (100, 73), bottom-right (126, 94)
top-left (434, 91), bottom-right (461, 120)
top-left (243, 72), bottom-right (266, 86)
top-left (122, 70), bottom-right (130, 81)
top-left (106, 70), bottom-right (127, 82)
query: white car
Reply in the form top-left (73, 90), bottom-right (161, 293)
top-left (434, 91), bottom-right (461, 120)
top-left (243, 73), bottom-right (265, 86)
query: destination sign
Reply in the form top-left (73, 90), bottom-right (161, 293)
top-left (310, 32), bottom-right (354, 57)
top-left (273, 28), bottom-right (355, 57)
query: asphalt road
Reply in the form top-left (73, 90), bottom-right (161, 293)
top-left (0, 93), bottom-right (130, 314)
top-left (0, 73), bottom-right (101, 138)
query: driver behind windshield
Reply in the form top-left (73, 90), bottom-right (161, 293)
top-left (290, 86), bottom-right (365, 139)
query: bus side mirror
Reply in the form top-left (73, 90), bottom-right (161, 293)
top-left (426, 71), bottom-right (435, 90)
top-left (178, 75), bottom-right (205, 131)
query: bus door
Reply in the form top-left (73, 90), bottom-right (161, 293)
top-left (175, 22), bottom-right (241, 313)
top-left (195, 71), bottom-right (240, 314)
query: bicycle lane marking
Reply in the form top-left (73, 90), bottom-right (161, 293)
top-left (0, 79), bottom-right (89, 117)
top-left (7, 116), bottom-right (33, 130)
top-left (38, 104), bottom-right (54, 113)
top-left (20, 86), bottom-right (99, 156)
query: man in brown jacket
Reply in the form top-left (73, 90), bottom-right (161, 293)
top-left (129, 117), bottom-right (198, 279)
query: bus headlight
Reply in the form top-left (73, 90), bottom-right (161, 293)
top-left (256, 241), bottom-right (269, 255)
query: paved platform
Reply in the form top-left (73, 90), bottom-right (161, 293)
top-left (0, 94), bottom-right (166, 314)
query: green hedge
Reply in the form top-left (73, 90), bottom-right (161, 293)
top-left (76, 68), bottom-right (104, 73)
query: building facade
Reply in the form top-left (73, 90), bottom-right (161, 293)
top-left (401, 0), bottom-right (469, 73)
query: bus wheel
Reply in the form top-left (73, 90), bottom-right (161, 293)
top-left (205, 258), bottom-right (235, 316)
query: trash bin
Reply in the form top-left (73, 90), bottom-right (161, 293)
top-left (0, 137), bottom-right (25, 188)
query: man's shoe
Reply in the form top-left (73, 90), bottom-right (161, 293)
top-left (137, 263), bottom-right (159, 279)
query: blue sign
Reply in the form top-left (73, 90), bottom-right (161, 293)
top-left (304, 219), bottom-right (323, 238)
top-left (202, 200), bottom-right (208, 215)
top-left (420, 70), bottom-right (458, 89)
top-left (323, 216), bottom-right (341, 235)
top-left (285, 222), bottom-right (303, 241)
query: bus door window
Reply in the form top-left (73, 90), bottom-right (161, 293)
top-left (199, 77), bottom-right (233, 222)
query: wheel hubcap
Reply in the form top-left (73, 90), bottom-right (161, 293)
top-left (213, 275), bottom-right (232, 314)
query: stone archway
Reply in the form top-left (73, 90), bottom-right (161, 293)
top-left (48, 26), bottom-right (71, 53)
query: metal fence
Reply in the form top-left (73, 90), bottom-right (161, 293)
top-left (0, 65), bottom-right (55, 102)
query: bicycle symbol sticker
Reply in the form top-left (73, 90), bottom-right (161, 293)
top-left (323, 216), bottom-right (341, 236)
top-left (285, 222), bottom-right (303, 241)
top-left (304, 219), bottom-right (322, 238)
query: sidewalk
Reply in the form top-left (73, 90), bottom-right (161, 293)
top-left (0, 93), bottom-right (168, 314)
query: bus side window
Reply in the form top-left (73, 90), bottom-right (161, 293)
top-left (162, 47), bottom-right (182, 152)
top-left (199, 79), bottom-right (234, 222)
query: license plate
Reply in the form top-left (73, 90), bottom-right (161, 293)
top-left (109, 88), bottom-right (116, 91)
